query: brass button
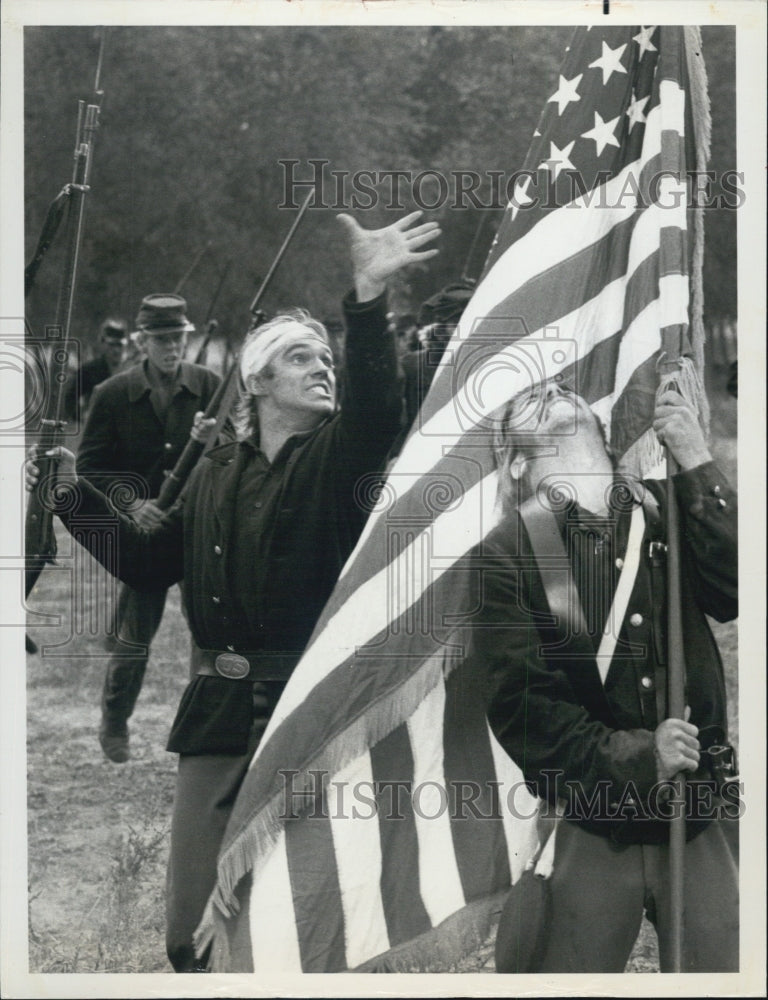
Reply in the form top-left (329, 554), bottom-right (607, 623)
top-left (212, 595), bottom-right (221, 604)
top-left (164, 442), bottom-right (173, 450)
top-left (713, 485), bottom-right (721, 496)
top-left (214, 545), bottom-right (222, 555)
top-left (717, 497), bottom-right (727, 509)
top-left (615, 557), bottom-right (624, 570)
top-left (641, 675), bottom-right (653, 690)
top-left (226, 644), bottom-right (235, 652)
top-left (629, 612), bottom-right (643, 627)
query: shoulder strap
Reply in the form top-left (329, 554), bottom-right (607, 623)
top-left (518, 497), bottom-right (594, 662)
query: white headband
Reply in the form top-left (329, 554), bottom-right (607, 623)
top-left (240, 322), bottom-right (328, 382)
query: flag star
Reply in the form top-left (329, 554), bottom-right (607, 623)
top-left (540, 140), bottom-right (576, 182)
top-left (548, 73), bottom-right (583, 115)
top-left (626, 90), bottom-right (650, 132)
top-left (589, 40), bottom-right (628, 85)
top-left (633, 26), bottom-right (657, 55)
top-left (510, 174), bottom-right (534, 220)
top-left (581, 110), bottom-right (622, 156)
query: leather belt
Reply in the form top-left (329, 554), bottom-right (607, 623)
top-left (192, 645), bottom-right (298, 682)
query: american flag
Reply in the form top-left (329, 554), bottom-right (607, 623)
top-left (197, 24), bottom-right (709, 971)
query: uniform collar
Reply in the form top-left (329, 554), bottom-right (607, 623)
top-left (560, 473), bottom-right (643, 522)
top-left (241, 420), bottom-right (326, 467)
top-left (126, 359), bottom-right (207, 402)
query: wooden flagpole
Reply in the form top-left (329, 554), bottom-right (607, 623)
top-left (666, 26), bottom-right (712, 971)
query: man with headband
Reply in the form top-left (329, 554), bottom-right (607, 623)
top-left (26, 209), bottom-right (440, 971)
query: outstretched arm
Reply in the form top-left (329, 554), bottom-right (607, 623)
top-left (25, 445), bottom-right (184, 590)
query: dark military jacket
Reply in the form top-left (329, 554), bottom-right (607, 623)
top-left (77, 359), bottom-right (220, 499)
top-left (62, 292), bottom-right (401, 754)
top-left (470, 462), bottom-right (737, 842)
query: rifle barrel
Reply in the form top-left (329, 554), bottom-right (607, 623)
top-left (157, 195), bottom-right (313, 510)
top-left (248, 190), bottom-right (313, 318)
top-left (174, 241), bottom-right (211, 295)
top-left (26, 85), bottom-right (103, 582)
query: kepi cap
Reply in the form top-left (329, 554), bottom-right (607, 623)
top-left (134, 293), bottom-right (195, 336)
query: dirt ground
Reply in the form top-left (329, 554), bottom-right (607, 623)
top-left (25, 392), bottom-right (737, 976)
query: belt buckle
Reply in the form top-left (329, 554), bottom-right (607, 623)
top-left (214, 652), bottom-right (250, 680)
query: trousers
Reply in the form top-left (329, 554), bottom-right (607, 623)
top-left (165, 679), bottom-right (286, 973)
top-left (101, 581), bottom-right (168, 728)
top-left (535, 817), bottom-right (739, 973)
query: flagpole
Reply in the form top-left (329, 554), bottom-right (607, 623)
top-left (665, 444), bottom-right (686, 973)
top-left (666, 26), bottom-right (712, 972)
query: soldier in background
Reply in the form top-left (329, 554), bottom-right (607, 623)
top-left (63, 318), bottom-right (129, 427)
top-left (76, 294), bottom-right (220, 764)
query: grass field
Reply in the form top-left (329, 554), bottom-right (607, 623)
top-left (25, 387), bottom-right (737, 975)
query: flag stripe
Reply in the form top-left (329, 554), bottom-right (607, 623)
top-left (370, 725), bottom-right (432, 945)
top-left (407, 680), bottom-right (467, 926)
top-left (285, 804), bottom-right (347, 971)
top-left (224, 872), bottom-right (256, 971)
top-left (487, 726), bottom-right (540, 882)
top-left (247, 831), bottom-right (303, 971)
top-left (443, 662), bottom-right (512, 899)
top-left (328, 752), bottom-right (391, 969)
top-left (255, 477), bottom-right (495, 735)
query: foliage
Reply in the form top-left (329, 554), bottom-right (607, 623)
top-left (24, 25), bottom-right (736, 353)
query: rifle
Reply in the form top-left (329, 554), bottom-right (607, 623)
top-left (155, 189), bottom-right (314, 511)
top-left (25, 38), bottom-right (105, 601)
top-left (460, 211), bottom-right (486, 285)
top-left (174, 241), bottom-right (212, 295)
top-left (193, 259), bottom-right (233, 366)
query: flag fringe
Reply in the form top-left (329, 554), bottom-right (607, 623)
top-left (354, 891), bottom-right (507, 973)
top-left (684, 24), bottom-right (711, 433)
top-left (196, 645), bottom-right (460, 964)
top-left (618, 426), bottom-right (664, 480)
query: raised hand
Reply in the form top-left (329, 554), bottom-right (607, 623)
top-left (337, 210), bottom-right (440, 302)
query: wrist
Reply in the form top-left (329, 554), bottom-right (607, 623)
top-left (673, 445), bottom-right (712, 471)
top-left (354, 273), bottom-right (386, 303)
